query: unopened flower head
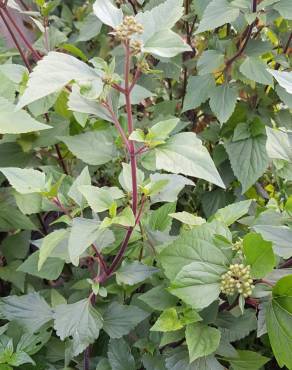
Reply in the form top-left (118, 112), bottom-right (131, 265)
top-left (220, 264), bottom-right (255, 298)
top-left (130, 39), bottom-right (143, 55)
top-left (137, 59), bottom-right (150, 73)
top-left (115, 16), bottom-right (144, 41)
top-left (232, 238), bottom-right (243, 254)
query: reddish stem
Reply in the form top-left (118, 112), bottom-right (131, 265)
top-left (0, 8), bottom-right (31, 71)
top-left (2, 6), bottom-right (42, 61)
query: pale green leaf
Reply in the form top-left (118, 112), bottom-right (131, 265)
top-left (0, 168), bottom-right (46, 194)
top-left (209, 84), bottom-right (238, 124)
top-left (116, 261), bottom-right (159, 286)
top-left (78, 185), bottom-right (124, 212)
top-left (197, 51), bottom-right (225, 75)
top-left (93, 0), bottom-right (123, 28)
top-left (155, 132), bottom-right (225, 188)
top-left (68, 166), bottom-right (91, 207)
top-left (273, 0), bottom-right (292, 19)
top-left (151, 308), bottom-right (183, 332)
top-left (240, 57), bottom-right (274, 85)
top-left (268, 69), bottom-right (292, 94)
top-left (183, 75), bottom-right (215, 112)
top-left (214, 200), bottom-right (252, 226)
top-left (0, 97), bottom-right (51, 134)
top-left (186, 323), bottom-right (221, 362)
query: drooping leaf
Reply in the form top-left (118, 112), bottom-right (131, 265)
top-left (53, 299), bottom-right (103, 356)
top-left (0, 293), bottom-right (53, 333)
top-left (209, 84), bottom-right (238, 124)
top-left (103, 302), bottom-right (148, 338)
top-left (186, 323), bottom-right (221, 362)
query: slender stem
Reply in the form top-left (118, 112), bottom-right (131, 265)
top-left (112, 83), bottom-right (126, 94)
top-left (124, 41), bottom-right (138, 216)
top-left (2, 7), bottom-right (42, 61)
top-left (84, 347), bottom-right (90, 370)
top-left (54, 144), bottom-right (69, 175)
top-left (0, 9), bottom-right (31, 71)
top-left (52, 197), bottom-right (72, 219)
top-left (91, 243), bottom-right (108, 274)
top-left (18, 0), bottom-right (29, 11)
top-left (103, 101), bottom-right (131, 152)
top-left (225, 0), bottom-right (257, 68)
top-left (128, 0), bottom-right (138, 14)
top-left (43, 16), bottom-right (49, 52)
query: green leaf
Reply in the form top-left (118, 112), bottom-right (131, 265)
top-left (276, 85), bottom-right (292, 109)
top-left (169, 212), bottom-right (206, 227)
top-left (93, 0), bottom-right (123, 28)
top-left (169, 261), bottom-right (226, 310)
top-left (273, 0), bottom-right (292, 19)
top-left (0, 261), bottom-right (26, 292)
top-left (209, 84), bottom-right (238, 124)
top-left (268, 69), bottom-right (292, 94)
top-left (155, 132), bottom-right (225, 188)
top-left (119, 163), bottom-right (145, 193)
top-left (195, 0), bottom-right (240, 34)
top-left (68, 218), bottom-right (114, 266)
top-left (103, 302), bottom-right (148, 338)
top-left (186, 323), bottom-right (221, 362)
top-left (0, 202), bottom-right (37, 231)
top-left (215, 309), bottom-right (257, 342)
top-left (110, 206), bottom-right (135, 227)
top-left (148, 118), bottom-right (179, 142)
top-left (148, 202), bottom-right (176, 232)
top-left (239, 57), bottom-right (274, 85)
top-left (38, 229), bottom-right (69, 270)
top-left (143, 29), bottom-right (191, 58)
top-left (253, 225), bottom-right (292, 258)
top-left (17, 52), bottom-right (100, 108)
top-left (225, 134), bottom-right (269, 193)
top-left (8, 352), bottom-right (35, 367)
top-left (222, 350), bottom-right (270, 370)
top-left (266, 126), bottom-right (292, 162)
top-left (0, 168), bottom-right (46, 194)
top-left (243, 233), bottom-right (275, 278)
top-left (78, 185), bottom-right (124, 213)
top-left (138, 285), bottom-right (178, 311)
top-left (0, 97), bottom-right (51, 134)
top-left (151, 308), bottom-right (183, 332)
top-left (53, 299), bottom-right (103, 357)
top-left (197, 51), bottom-right (225, 75)
top-left (214, 200), bottom-right (252, 226)
top-left (116, 261), bottom-right (159, 286)
top-left (17, 324), bottom-right (52, 355)
top-left (135, 0), bottom-right (184, 43)
top-left (182, 75), bottom-right (215, 112)
top-left (60, 130), bottom-right (116, 166)
top-left (68, 166), bottom-right (91, 207)
top-left (18, 250), bottom-right (64, 280)
top-left (266, 275), bottom-right (292, 369)
top-left (107, 338), bottom-right (135, 370)
top-left (0, 293), bottom-right (53, 333)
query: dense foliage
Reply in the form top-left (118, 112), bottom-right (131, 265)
top-left (0, 0), bottom-right (292, 369)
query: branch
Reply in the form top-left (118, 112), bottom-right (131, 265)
top-left (54, 144), bottom-right (69, 175)
top-left (0, 9), bottom-right (31, 71)
top-left (91, 243), bottom-right (108, 274)
top-left (225, 0), bottom-right (258, 68)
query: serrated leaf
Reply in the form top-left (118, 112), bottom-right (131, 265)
top-left (155, 132), bottom-right (225, 188)
top-left (243, 233), bottom-right (275, 278)
top-left (186, 323), bottom-right (221, 362)
top-left (196, 0), bottom-right (240, 34)
top-left (214, 200), bottom-right (252, 226)
top-left (151, 308), bottom-right (183, 332)
top-left (103, 302), bottom-right (148, 338)
top-left (60, 130), bottom-right (116, 166)
top-left (225, 134), bottom-right (269, 193)
top-left (183, 75), bottom-right (215, 112)
top-left (138, 285), bottom-right (178, 311)
top-left (240, 57), bottom-right (274, 85)
top-left (116, 261), bottom-right (159, 286)
top-left (0, 293), bottom-right (53, 333)
top-left (53, 299), bottom-right (103, 357)
top-left (209, 84), bottom-right (238, 124)
top-left (108, 338), bottom-right (135, 370)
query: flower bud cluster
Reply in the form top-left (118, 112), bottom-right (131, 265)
top-left (115, 16), bottom-right (144, 41)
top-left (130, 39), bottom-right (143, 55)
top-left (137, 59), bottom-right (150, 73)
top-left (232, 238), bottom-right (243, 254)
top-left (220, 264), bottom-right (255, 298)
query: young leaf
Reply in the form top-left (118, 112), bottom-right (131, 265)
top-left (214, 200), bottom-right (252, 226)
top-left (150, 308), bottom-right (184, 332)
top-left (53, 299), bottom-right (103, 356)
top-left (243, 233), bottom-right (275, 278)
top-left (68, 166), bottom-right (91, 207)
top-left (186, 323), bottom-right (221, 362)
